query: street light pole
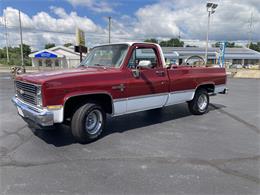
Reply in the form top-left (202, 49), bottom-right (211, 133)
top-left (108, 16), bottom-right (111, 44)
top-left (18, 10), bottom-right (24, 69)
top-left (205, 2), bottom-right (218, 65)
top-left (4, 14), bottom-right (10, 64)
top-left (205, 11), bottom-right (211, 65)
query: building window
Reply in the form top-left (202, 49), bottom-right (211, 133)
top-left (38, 60), bottom-right (42, 66)
top-left (45, 59), bottom-right (52, 67)
top-left (55, 59), bottom-right (59, 67)
top-left (244, 59), bottom-right (259, 65)
top-left (232, 59), bottom-right (242, 64)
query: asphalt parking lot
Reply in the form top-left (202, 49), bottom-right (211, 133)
top-left (0, 72), bottom-right (259, 195)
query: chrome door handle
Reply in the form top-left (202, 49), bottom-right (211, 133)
top-left (112, 84), bottom-right (125, 92)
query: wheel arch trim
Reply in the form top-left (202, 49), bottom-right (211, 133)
top-left (63, 92), bottom-right (115, 115)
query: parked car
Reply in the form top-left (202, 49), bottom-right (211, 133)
top-left (12, 42), bottom-right (227, 143)
top-left (229, 64), bottom-right (243, 69)
top-left (249, 64), bottom-right (260, 69)
top-left (243, 64), bottom-right (250, 69)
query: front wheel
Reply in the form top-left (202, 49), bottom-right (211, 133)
top-left (71, 103), bottom-right (106, 143)
top-left (188, 89), bottom-right (209, 115)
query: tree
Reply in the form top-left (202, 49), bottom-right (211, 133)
top-left (64, 43), bottom-right (73, 47)
top-left (144, 38), bottom-right (159, 44)
top-left (249, 42), bottom-right (260, 52)
top-left (186, 45), bottom-right (197, 47)
top-left (20, 44), bottom-right (31, 56)
top-left (159, 38), bottom-right (184, 47)
top-left (213, 41), bottom-right (238, 48)
top-left (0, 45), bottom-right (32, 66)
top-left (44, 43), bottom-right (55, 49)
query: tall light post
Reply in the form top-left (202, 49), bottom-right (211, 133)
top-left (18, 10), bottom-right (24, 69)
top-left (4, 15), bottom-right (10, 64)
top-left (205, 2), bottom-right (218, 64)
top-left (108, 16), bottom-right (111, 44)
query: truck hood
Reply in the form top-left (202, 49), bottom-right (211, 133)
top-left (16, 67), bottom-right (118, 84)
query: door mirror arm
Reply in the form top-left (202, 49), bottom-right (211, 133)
top-left (132, 68), bottom-right (140, 78)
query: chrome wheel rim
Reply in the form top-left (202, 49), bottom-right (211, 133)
top-left (85, 109), bottom-right (103, 135)
top-left (197, 94), bottom-right (208, 110)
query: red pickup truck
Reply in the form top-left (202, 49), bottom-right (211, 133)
top-left (12, 42), bottom-right (227, 143)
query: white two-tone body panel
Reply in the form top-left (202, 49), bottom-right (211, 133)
top-left (113, 84), bottom-right (226, 116)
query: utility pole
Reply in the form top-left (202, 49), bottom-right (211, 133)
top-left (205, 3), bottom-right (218, 65)
top-left (4, 13), bottom-right (10, 64)
top-left (248, 12), bottom-right (253, 48)
top-left (108, 16), bottom-right (111, 44)
top-left (18, 10), bottom-right (24, 69)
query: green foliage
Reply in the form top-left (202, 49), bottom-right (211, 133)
top-left (144, 38), bottom-right (184, 47)
top-left (144, 39), bottom-right (159, 44)
top-left (249, 42), bottom-right (260, 52)
top-left (0, 44), bottom-right (32, 66)
top-left (186, 45), bottom-right (197, 47)
top-left (213, 41), bottom-right (241, 48)
top-left (159, 38), bottom-right (184, 47)
top-left (21, 44), bottom-right (31, 56)
top-left (64, 43), bottom-right (73, 47)
top-left (44, 43), bottom-right (56, 49)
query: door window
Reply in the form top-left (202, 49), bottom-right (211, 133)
top-left (128, 48), bottom-right (158, 69)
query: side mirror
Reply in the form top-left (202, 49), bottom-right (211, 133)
top-left (137, 60), bottom-right (152, 69)
top-left (132, 69), bottom-right (140, 78)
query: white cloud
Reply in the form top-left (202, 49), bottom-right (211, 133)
top-left (0, 7), bottom-right (107, 50)
top-left (132, 0), bottom-right (260, 41)
top-left (66, 0), bottom-right (114, 13)
top-left (0, 0), bottom-right (259, 50)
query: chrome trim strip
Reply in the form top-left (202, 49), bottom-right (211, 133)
top-left (114, 92), bottom-right (169, 103)
top-left (170, 89), bottom-right (195, 94)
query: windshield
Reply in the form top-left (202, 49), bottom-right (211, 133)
top-left (80, 44), bottom-right (129, 68)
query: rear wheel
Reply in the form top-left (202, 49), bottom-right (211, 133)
top-left (71, 103), bottom-right (106, 143)
top-left (188, 89), bottom-right (209, 115)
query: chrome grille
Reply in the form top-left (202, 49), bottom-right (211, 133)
top-left (15, 81), bottom-right (37, 105)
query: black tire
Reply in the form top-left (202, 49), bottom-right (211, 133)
top-left (188, 88), bottom-right (209, 115)
top-left (71, 103), bottom-right (106, 143)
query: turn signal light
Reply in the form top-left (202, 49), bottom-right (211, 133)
top-left (47, 105), bottom-right (63, 110)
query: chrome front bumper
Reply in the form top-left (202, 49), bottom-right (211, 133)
top-left (12, 96), bottom-right (54, 127)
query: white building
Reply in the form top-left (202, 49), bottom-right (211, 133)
top-left (29, 46), bottom-right (83, 68)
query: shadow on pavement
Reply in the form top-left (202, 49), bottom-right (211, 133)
top-left (32, 103), bottom-right (225, 147)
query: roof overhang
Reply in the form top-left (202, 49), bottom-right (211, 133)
top-left (29, 49), bottom-right (64, 58)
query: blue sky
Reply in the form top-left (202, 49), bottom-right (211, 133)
top-left (0, 0), bottom-right (158, 27)
top-left (0, 0), bottom-right (259, 49)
